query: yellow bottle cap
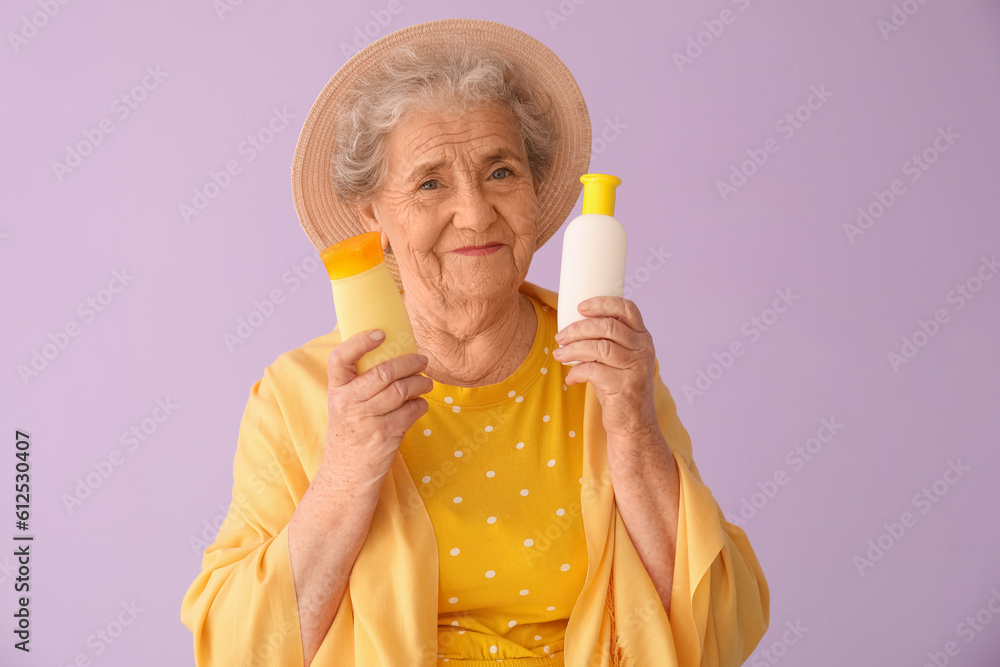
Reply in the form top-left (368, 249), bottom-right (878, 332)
top-left (320, 231), bottom-right (384, 280)
top-left (580, 173), bottom-right (622, 216)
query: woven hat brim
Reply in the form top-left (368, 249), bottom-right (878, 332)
top-left (290, 18), bottom-right (592, 291)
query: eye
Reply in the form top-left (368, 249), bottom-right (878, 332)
top-left (491, 168), bottom-right (511, 180)
top-left (419, 180), bottom-right (438, 190)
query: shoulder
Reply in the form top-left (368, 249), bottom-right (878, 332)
top-left (258, 326), bottom-right (344, 404)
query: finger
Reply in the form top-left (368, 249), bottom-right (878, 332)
top-left (565, 360), bottom-right (624, 391)
top-left (555, 315), bottom-right (641, 351)
top-left (328, 330), bottom-right (388, 387)
top-left (554, 338), bottom-right (633, 370)
top-left (368, 372), bottom-right (435, 415)
top-left (356, 352), bottom-right (430, 401)
top-left (574, 297), bottom-right (647, 334)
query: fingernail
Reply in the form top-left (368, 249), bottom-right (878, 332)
top-left (554, 331), bottom-right (566, 343)
top-left (371, 330), bottom-right (385, 341)
top-left (578, 301), bottom-right (591, 312)
top-left (418, 354), bottom-right (429, 364)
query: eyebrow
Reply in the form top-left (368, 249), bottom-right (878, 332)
top-left (405, 148), bottom-right (525, 183)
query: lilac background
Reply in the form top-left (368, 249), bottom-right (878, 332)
top-left (2, 0), bottom-right (999, 665)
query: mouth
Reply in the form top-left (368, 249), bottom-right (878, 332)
top-left (453, 243), bottom-right (503, 256)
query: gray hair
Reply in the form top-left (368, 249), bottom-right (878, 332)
top-left (331, 43), bottom-right (559, 208)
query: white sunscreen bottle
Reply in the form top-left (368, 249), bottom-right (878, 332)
top-left (556, 173), bottom-right (627, 366)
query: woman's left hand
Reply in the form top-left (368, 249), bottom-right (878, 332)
top-left (553, 296), bottom-right (659, 440)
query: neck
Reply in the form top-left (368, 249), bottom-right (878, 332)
top-left (406, 288), bottom-right (537, 387)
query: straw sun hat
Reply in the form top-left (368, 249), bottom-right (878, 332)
top-left (290, 18), bottom-right (592, 291)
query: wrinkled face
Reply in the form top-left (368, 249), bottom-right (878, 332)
top-left (358, 103), bottom-right (541, 304)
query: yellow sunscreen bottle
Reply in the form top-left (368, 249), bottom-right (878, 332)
top-left (320, 232), bottom-right (418, 375)
top-left (556, 174), bottom-right (627, 366)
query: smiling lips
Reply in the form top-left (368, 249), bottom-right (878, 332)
top-left (453, 243), bottom-right (502, 256)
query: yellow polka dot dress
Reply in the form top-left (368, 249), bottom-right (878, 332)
top-left (398, 293), bottom-right (587, 666)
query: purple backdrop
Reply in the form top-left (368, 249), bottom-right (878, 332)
top-left (3, 0), bottom-right (1000, 665)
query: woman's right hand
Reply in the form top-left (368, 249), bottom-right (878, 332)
top-left (320, 329), bottom-right (433, 492)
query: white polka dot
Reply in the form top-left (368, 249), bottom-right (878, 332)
top-left (544, 646), bottom-right (551, 654)
top-left (560, 563), bottom-right (570, 571)
top-left (568, 430), bottom-right (576, 438)
top-left (485, 425), bottom-right (493, 432)
top-left (579, 477), bottom-right (583, 484)
top-left (508, 390), bottom-right (516, 398)
top-left (520, 489), bottom-right (529, 496)
top-left (458, 630), bottom-right (465, 635)
top-left (515, 395), bottom-right (524, 403)
top-left (544, 347), bottom-right (549, 355)
top-left (556, 508), bottom-right (565, 516)
top-left (486, 470), bottom-right (495, 478)
top-left (523, 538), bottom-right (534, 547)
top-left (515, 441), bottom-right (524, 449)
top-left (451, 621), bottom-right (459, 626)
top-left (450, 547), bottom-right (460, 556)
top-left (453, 496), bottom-right (462, 503)
top-left (542, 415), bottom-right (550, 422)
top-left (487, 516), bottom-right (497, 524)
top-left (422, 475), bottom-right (431, 483)
top-left (454, 450), bottom-right (463, 457)
top-left (449, 597), bottom-right (458, 604)
top-left (490, 645), bottom-right (498, 654)
top-left (534, 634), bottom-right (542, 640)
top-left (519, 589), bottom-right (530, 596)
top-left (508, 620), bottom-right (517, 628)
top-left (423, 428), bottom-right (431, 436)
top-left (485, 570), bottom-right (496, 578)
top-left (547, 459), bottom-right (556, 467)
top-left (546, 606), bottom-right (555, 611)
top-left (452, 405), bottom-right (461, 413)
top-left (540, 367), bottom-right (548, 374)
top-left (444, 396), bottom-right (453, 404)
top-left (562, 384), bottom-right (568, 391)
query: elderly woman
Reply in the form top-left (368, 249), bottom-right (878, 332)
top-left (181, 18), bottom-right (768, 667)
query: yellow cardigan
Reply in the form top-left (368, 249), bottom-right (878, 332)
top-left (180, 280), bottom-right (769, 666)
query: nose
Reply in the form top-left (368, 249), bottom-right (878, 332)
top-left (450, 180), bottom-right (497, 232)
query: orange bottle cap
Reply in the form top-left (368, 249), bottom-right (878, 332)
top-left (320, 231), bottom-right (384, 280)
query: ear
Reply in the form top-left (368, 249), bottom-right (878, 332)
top-left (353, 201), bottom-right (391, 251)
top-left (354, 201), bottom-right (381, 234)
